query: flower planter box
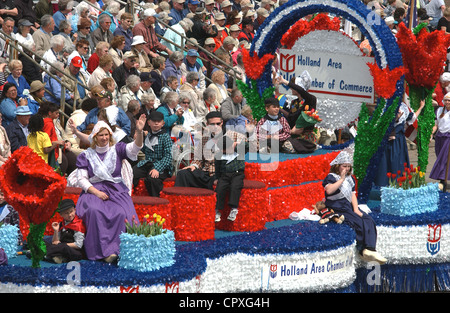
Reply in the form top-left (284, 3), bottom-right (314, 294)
top-left (0, 224), bottom-right (19, 259)
top-left (380, 183), bottom-right (439, 216)
top-left (118, 230), bottom-right (176, 272)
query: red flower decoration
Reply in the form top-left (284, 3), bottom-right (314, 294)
top-left (242, 48), bottom-right (276, 80)
top-left (0, 146), bottom-right (66, 225)
top-left (366, 62), bottom-right (406, 99)
top-left (396, 23), bottom-right (450, 89)
top-left (280, 13), bottom-right (341, 49)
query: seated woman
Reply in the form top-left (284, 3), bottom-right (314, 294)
top-left (0, 83), bottom-right (28, 127)
top-left (71, 115), bottom-right (145, 262)
top-left (323, 150), bottom-right (386, 264)
top-left (6, 59), bottom-right (30, 99)
top-left (156, 91), bottom-right (184, 133)
top-left (27, 80), bottom-right (46, 114)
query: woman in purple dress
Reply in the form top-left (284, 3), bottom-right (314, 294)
top-left (430, 93), bottom-right (450, 187)
top-left (74, 115), bottom-right (145, 263)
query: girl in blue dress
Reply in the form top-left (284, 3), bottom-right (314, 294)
top-left (323, 150), bottom-right (387, 264)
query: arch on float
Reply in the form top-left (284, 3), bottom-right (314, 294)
top-left (250, 0), bottom-right (404, 97)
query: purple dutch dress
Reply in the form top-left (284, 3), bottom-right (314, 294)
top-left (75, 142), bottom-right (137, 260)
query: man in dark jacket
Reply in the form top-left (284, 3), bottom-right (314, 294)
top-left (5, 105), bottom-right (32, 153)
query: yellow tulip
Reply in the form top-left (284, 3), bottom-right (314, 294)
top-left (144, 214), bottom-right (150, 219)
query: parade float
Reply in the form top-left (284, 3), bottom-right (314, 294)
top-left (1, 0), bottom-right (450, 293)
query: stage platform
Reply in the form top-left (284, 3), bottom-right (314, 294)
top-left (1, 148), bottom-right (450, 293)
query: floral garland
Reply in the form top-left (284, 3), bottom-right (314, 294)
top-left (280, 13), bottom-right (341, 49)
top-left (0, 146), bottom-right (66, 268)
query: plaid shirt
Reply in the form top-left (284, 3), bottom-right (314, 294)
top-left (191, 128), bottom-right (246, 177)
top-left (214, 156), bottom-right (246, 179)
top-left (137, 131), bottom-right (173, 175)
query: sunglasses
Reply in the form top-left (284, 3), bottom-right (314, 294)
top-left (182, 101), bottom-right (190, 104)
top-left (209, 122), bottom-right (222, 126)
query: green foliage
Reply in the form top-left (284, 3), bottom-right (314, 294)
top-left (236, 79), bottom-right (275, 121)
top-left (354, 97), bottom-right (400, 186)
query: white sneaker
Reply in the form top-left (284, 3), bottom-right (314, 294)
top-left (227, 208), bottom-right (238, 221)
top-left (215, 210), bottom-right (221, 222)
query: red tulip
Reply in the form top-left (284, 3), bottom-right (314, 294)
top-left (366, 63), bottom-right (406, 99)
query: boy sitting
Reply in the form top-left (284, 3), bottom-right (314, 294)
top-left (132, 111), bottom-right (173, 197)
top-left (45, 199), bottom-right (86, 264)
top-left (256, 97), bottom-right (295, 154)
top-left (214, 135), bottom-right (246, 222)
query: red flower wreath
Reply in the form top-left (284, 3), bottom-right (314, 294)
top-left (280, 13), bottom-right (341, 49)
top-left (242, 48), bottom-right (276, 80)
top-left (366, 63), bottom-right (406, 99)
top-left (0, 146), bottom-right (66, 225)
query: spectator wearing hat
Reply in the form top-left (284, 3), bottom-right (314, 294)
top-left (140, 72), bottom-right (160, 107)
top-left (181, 50), bottom-right (206, 91)
top-left (253, 8), bottom-right (268, 29)
top-left (200, 37), bottom-right (217, 78)
top-left (133, 8), bottom-right (173, 59)
top-left (27, 80), bottom-right (46, 114)
top-left (63, 56), bottom-right (88, 104)
top-left (91, 13), bottom-right (114, 48)
top-left (228, 24), bottom-right (241, 51)
top-left (204, 0), bottom-right (218, 19)
top-left (5, 105), bottom-right (32, 153)
top-left (169, 0), bottom-right (187, 26)
top-left (187, 7), bottom-right (218, 47)
top-left (132, 110), bottom-right (173, 197)
top-left (131, 35), bottom-right (153, 73)
top-left (183, 38), bottom-right (206, 72)
top-left (215, 12), bottom-right (228, 31)
top-left (112, 51), bottom-right (140, 90)
top-left (221, 0), bottom-right (233, 17)
top-left (161, 17), bottom-right (194, 53)
top-left (155, 11), bottom-right (173, 37)
top-left (113, 12), bottom-right (134, 53)
top-left (215, 35), bottom-right (235, 68)
top-left (45, 198), bottom-right (86, 264)
top-left (16, 19), bottom-right (35, 52)
top-left (384, 16), bottom-right (397, 35)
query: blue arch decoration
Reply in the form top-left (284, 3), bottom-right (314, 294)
top-left (249, 0), bottom-right (405, 202)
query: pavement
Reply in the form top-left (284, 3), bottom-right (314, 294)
top-left (408, 139), bottom-right (436, 184)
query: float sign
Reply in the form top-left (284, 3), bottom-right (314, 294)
top-left (279, 49), bottom-right (374, 103)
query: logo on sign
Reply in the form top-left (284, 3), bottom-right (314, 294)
top-left (165, 281), bottom-right (179, 293)
top-left (279, 53), bottom-right (295, 73)
top-left (427, 224), bottom-right (441, 255)
top-left (269, 264), bottom-right (277, 279)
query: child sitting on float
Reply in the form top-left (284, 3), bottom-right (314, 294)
top-left (322, 149), bottom-right (387, 264)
